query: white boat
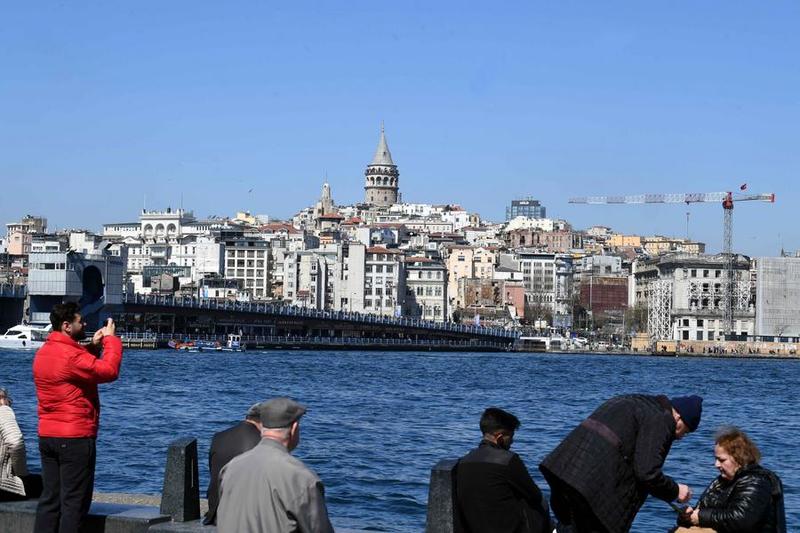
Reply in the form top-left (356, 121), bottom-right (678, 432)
top-left (0, 324), bottom-right (52, 350)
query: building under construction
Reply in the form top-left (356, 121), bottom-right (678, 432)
top-left (632, 253), bottom-right (754, 342)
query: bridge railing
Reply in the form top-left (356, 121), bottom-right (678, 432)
top-left (119, 331), bottom-right (513, 350)
top-left (0, 283), bottom-right (26, 298)
top-left (122, 293), bottom-right (519, 339)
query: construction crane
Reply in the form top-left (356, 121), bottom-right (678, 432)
top-left (569, 190), bottom-right (775, 337)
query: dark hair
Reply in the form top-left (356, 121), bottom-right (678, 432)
top-left (480, 407), bottom-right (521, 435)
top-left (50, 302), bottom-right (81, 332)
top-left (716, 426), bottom-right (761, 466)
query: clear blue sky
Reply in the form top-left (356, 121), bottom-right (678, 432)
top-left (2, 2), bottom-right (798, 255)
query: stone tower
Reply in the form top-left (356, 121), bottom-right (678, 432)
top-left (364, 124), bottom-right (399, 206)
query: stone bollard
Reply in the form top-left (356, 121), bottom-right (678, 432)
top-left (160, 437), bottom-right (201, 522)
top-left (425, 459), bottom-right (459, 533)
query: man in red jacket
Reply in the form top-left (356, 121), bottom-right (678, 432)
top-left (32, 302), bottom-right (123, 533)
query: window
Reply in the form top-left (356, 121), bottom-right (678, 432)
top-left (696, 331), bottom-right (703, 341)
top-left (376, 265), bottom-right (384, 273)
top-left (386, 265), bottom-right (393, 273)
top-left (691, 269), bottom-right (697, 277)
top-left (703, 269), bottom-right (709, 278)
top-left (365, 299), bottom-right (372, 307)
top-left (435, 287), bottom-right (442, 296)
top-left (366, 265), bottom-right (373, 272)
top-left (682, 319), bottom-right (689, 327)
top-left (697, 319), bottom-right (704, 327)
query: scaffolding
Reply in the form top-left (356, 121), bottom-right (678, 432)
top-left (647, 279), bottom-right (673, 341)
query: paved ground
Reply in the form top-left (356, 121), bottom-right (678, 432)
top-left (93, 492), bottom-right (210, 515)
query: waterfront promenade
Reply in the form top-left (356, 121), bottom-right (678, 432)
top-left (2, 348), bottom-right (797, 531)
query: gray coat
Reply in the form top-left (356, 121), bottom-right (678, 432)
top-left (217, 438), bottom-right (334, 533)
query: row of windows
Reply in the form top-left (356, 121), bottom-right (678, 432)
top-left (409, 286), bottom-right (443, 296)
top-left (226, 269), bottom-right (266, 278)
top-left (227, 250), bottom-right (267, 258)
top-left (364, 299), bottom-right (393, 308)
top-left (227, 259), bottom-right (265, 268)
top-left (365, 264), bottom-right (394, 273)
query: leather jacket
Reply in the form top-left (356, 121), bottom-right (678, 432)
top-left (695, 464), bottom-right (786, 533)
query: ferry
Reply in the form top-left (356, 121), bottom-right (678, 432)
top-left (0, 324), bottom-right (51, 350)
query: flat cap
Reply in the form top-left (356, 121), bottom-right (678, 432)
top-left (259, 397), bottom-right (307, 428)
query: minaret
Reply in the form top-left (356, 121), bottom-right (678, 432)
top-left (364, 123), bottom-right (399, 206)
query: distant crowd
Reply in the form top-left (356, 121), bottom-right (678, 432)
top-left (0, 302), bottom-right (787, 533)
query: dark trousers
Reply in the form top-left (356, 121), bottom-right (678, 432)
top-left (549, 477), bottom-right (609, 533)
top-left (34, 437), bottom-right (97, 533)
top-left (0, 474), bottom-right (43, 501)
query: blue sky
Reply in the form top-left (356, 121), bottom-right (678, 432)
top-left (1, 2), bottom-right (798, 255)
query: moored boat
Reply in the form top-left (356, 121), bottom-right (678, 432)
top-left (0, 324), bottom-right (51, 350)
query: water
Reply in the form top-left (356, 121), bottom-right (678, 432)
top-left (1, 348), bottom-right (797, 531)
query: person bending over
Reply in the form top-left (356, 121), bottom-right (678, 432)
top-left (540, 394), bottom-right (701, 533)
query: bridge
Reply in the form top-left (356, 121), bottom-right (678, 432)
top-left (116, 294), bottom-right (517, 351)
top-left (0, 284), bottom-right (26, 332)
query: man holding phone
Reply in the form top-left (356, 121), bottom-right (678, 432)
top-left (32, 303), bottom-right (123, 533)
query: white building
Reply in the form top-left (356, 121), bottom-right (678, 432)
top-left (404, 257), bottom-right (447, 321)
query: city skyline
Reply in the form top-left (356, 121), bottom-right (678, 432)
top-left (2, 2), bottom-right (798, 256)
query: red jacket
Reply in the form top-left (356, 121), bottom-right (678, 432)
top-left (32, 332), bottom-right (123, 438)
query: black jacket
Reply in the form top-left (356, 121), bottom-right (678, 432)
top-left (456, 440), bottom-right (552, 533)
top-left (540, 394), bottom-right (678, 533)
top-left (203, 420), bottom-right (261, 525)
top-left (695, 464), bottom-right (786, 533)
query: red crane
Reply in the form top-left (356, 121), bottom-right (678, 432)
top-left (569, 190), bottom-right (776, 335)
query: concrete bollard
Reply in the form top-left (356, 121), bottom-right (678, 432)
top-left (425, 459), bottom-right (459, 533)
top-left (160, 437), bottom-right (201, 522)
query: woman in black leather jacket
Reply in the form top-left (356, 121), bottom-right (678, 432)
top-left (680, 427), bottom-right (785, 533)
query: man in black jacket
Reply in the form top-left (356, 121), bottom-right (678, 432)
top-left (456, 407), bottom-right (552, 533)
top-left (540, 394), bottom-right (702, 533)
top-left (202, 402), bottom-right (264, 525)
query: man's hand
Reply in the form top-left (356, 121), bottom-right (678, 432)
top-left (91, 329), bottom-right (105, 346)
top-left (676, 483), bottom-right (693, 503)
top-left (102, 318), bottom-right (116, 337)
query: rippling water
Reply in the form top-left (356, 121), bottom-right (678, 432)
top-left (2, 348), bottom-right (797, 531)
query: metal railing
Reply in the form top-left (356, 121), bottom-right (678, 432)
top-left (0, 284), bottom-right (26, 298)
top-left (121, 293), bottom-right (519, 339)
top-left (120, 331), bottom-right (513, 350)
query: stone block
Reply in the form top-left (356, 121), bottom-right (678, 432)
top-left (425, 458), bottom-right (459, 533)
top-left (0, 500), bottom-right (170, 533)
top-left (160, 437), bottom-right (201, 522)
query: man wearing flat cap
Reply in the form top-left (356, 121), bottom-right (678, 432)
top-left (203, 402), bottom-right (263, 525)
top-left (217, 397), bottom-right (334, 533)
top-left (540, 394), bottom-right (703, 533)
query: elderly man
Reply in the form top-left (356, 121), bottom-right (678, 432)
top-left (203, 402), bottom-right (263, 525)
top-left (540, 394), bottom-right (703, 533)
top-left (217, 397), bottom-right (334, 533)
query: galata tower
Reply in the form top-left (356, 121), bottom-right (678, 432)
top-left (364, 123), bottom-right (399, 206)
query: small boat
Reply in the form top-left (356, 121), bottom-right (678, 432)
top-left (220, 334), bottom-right (246, 352)
top-left (168, 339), bottom-right (199, 352)
top-left (0, 324), bottom-right (52, 350)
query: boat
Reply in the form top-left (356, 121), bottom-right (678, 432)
top-left (0, 324), bottom-right (52, 350)
top-left (220, 334), bottom-right (246, 352)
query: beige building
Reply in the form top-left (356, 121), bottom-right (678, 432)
top-left (446, 246), bottom-right (497, 312)
top-left (608, 234), bottom-right (642, 248)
